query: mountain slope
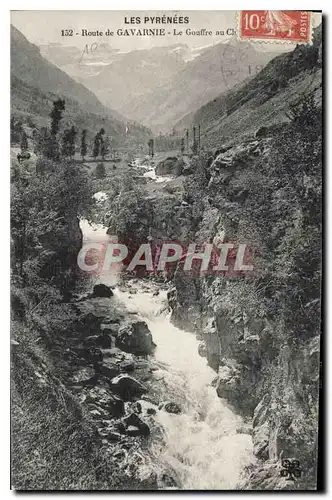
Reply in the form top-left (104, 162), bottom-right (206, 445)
top-left (40, 38), bottom-right (278, 133)
top-left (111, 40), bottom-right (277, 132)
top-left (11, 25), bottom-right (149, 145)
top-left (11, 25), bottom-right (115, 117)
top-left (180, 26), bottom-right (322, 148)
top-left (83, 44), bottom-right (187, 121)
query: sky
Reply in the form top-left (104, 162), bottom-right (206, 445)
top-left (10, 10), bottom-right (322, 53)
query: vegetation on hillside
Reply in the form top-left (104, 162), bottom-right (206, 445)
top-left (172, 90), bottom-right (322, 489)
top-left (10, 99), bottom-right (117, 489)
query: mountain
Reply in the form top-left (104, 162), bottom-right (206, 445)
top-left (39, 42), bottom-right (121, 80)
top-left (126, 40), bottom-right (278, 132)
top-left (40, 39), bottom-right (278, 133)
top-left (178, 26), bottom-right (322, 148)
top-left (40, 43), bottom-right (188, 123)
top-left (11, 26), bottom-right (149, 146)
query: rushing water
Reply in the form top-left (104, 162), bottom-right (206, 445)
top-left (80, 212), bottom-right (253, 490)
top-left (114, 287), bottom-right (253, 490)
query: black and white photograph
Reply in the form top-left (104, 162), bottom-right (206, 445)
top-left (10, 9), bottom-right (323, 491)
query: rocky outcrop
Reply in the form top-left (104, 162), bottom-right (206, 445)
top-left (110, 375), bottom-right (148, 400)
top-left (115, 321), bottom-right (156, 355)
top-left (167, 89), bottom-right (322, 489)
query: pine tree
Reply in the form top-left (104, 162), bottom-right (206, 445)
top-left (148, 138), bottom-right (154, 157)
top-left (80, 129), bottom-right (87, 161)
top-left (92, 128), bottom-right (105, 159)
top-left (41, 99), bottom-right (66, 160)
top-left (101, 136), bottom-right (110, 160)
top-left (50, 99), bottom-right (65, 136)
top-left (92, 133), bottom-right (100, 159)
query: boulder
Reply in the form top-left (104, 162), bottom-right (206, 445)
top-left (102, 347), bottom-right (123, 357)
top-left (71, 366), bottom-right (95, 383)
top-left (122, 412), bottom-right (150, 437)
top-left (111, 375), bottom-right (147, 400)
top-left (116, 321), bottom-right (156, 355)
top-left (85, 332), bottom-right (115, 349)
top-left (92, 284), bottom-right (114, 298)
top-left (74, 312), bottom-right (102, 336)
top-left (96, 332), bottom-right (115, 348)
top-left (77, 347), bottom-right (103, 364)
top-left (101, 323), bottom-right (119, 336)
top-left (119, 359), bottom-right (136, 372)
top-left (198, 342), bottom-right (207, 358)
top-left (96, 360), bottom-right (119, 379)
top-left (86, 387), bottom-right (125, 417)
top-left (141, 395), bottom-right (159, 406)
top-left (159, 401), bottom-right (182, 414)
top-left (126, 425), bottom-right (142, 437)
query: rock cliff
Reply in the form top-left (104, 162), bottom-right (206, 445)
top-left (165, 37), bottom-right (322, 490)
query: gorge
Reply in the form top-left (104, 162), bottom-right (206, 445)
top-left (11, 20), bottom-right (322, 491)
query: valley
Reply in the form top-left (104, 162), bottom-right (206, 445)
top-left (10, 18), bottom-right (322, 492)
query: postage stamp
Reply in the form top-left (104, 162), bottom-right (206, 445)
top-left (239, 11), bottom-right (312, 44)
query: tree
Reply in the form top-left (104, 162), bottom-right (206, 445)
top-left (180, 138), bottom-right (185, 155)
top-left (50, 99), bottom-right (65, 137)
top-left (148, 138), bottom-right (154, 157)
top-left (92, 133), bottom-right (100, 159)
top-left (20, 131), bottom-right (28, 152)
top-left (11, 160), bottom-right (95, 285)
top-left (35, 100), bottom-right (66, 160)
top-left (61, 127), bottom-right (76, 159)
top-left (80, 129), bottom-right (87, 161)
top-left (101, 136), bottom-right (110, 160)
top-left (92, 128), bottom-right (105, 159)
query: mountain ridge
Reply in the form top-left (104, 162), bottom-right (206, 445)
top-left (176, 25), bottom-right (322, 148)
top-left (11, 25), bottom-right (150, 145)
top-left (38, 37), bottom-right (279, 133)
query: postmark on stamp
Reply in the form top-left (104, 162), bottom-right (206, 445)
top-left (239, 11), bottom-right (312, 44)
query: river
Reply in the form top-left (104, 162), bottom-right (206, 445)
top-left (79, 219), bottom-right (254, 490)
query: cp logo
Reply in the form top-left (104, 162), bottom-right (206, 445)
top-left (280, 459), bottom-right (302, 480)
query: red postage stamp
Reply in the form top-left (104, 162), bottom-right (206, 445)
top-left (239, 11), bottom-right (312, 43)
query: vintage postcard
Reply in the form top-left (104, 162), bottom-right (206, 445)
top-left (10, 10), bottom-right (323, 491)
